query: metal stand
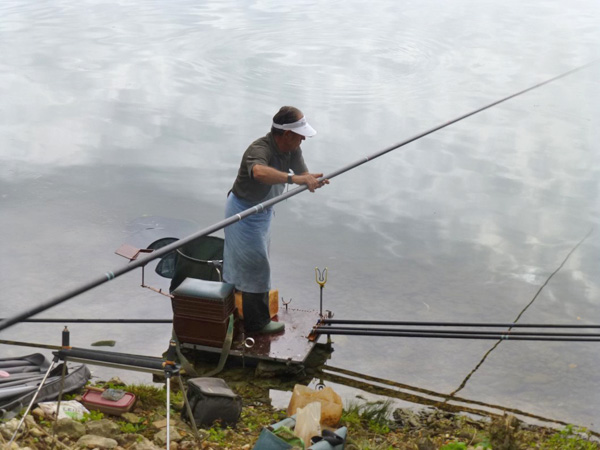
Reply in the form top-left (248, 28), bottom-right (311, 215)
top-left (315, 268), bottom-right (333, 347)
top-left (50, 359), bottom-right (69, 443)
top-left (9, 331), bottom-right (201, 450)
top-left (163, 340), bottom-right (200, 449)
top-left (315, 267), bottom-right (328, 318)
top-left (166, 370), bottom-right (172, 447)
top-left (8, 354), bottom-right (60, 445)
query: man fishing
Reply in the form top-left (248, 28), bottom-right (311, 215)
top-left (223, 106), bottom-right (328, 334)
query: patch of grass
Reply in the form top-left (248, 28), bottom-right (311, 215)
top-left (542, 425), bottom-right (599, 450)
top-left (368, 420), bottom-right (390, 434)
top-left (345, 437), bottom-right (399, 450)
top-left (80, 410), bottom-right (104, 422)
top-left (342, 399), bottom-right (393, 428)
top-left (38, 419), bottom-right (51, 428)
top-left (342, 399), bottom-right (394, 446)
top-left (359, 399), bottom-right (393, 423)
top-left (207, 426), bottom-right (228, 444)
top-left (341, 404), bottom-right (363, 427)
top-left (241, 408), bottom-right (286, 432)
top-left (440, 443), bottom-right (467, 450)
top-left (479, 439), bottom-right (493, 449)
top-left (120, 384), bottom-right (183, 409)
top-left (118, 421), bottom-right (147, 434)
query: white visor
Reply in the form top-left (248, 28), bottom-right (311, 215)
top-left (272, 116), bottom-right (317, 137)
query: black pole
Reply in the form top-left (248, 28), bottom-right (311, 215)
top-left (311, 328), bottom-right (600, 342)
top-left (321, 319), bottom-right (600, 328)
top-left (0, 318), bottom-right (173, 324)
top-left (0, 339), bottom-right (62, 351)
top-left (316, 326), bottom-right (600, 338)
top-left (55, 347), bottom-right (166, 371)
top-left (1, 60), bottom-right (597, 334)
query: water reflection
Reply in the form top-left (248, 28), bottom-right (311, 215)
top-left (1, 0), bottom-right (600, 430)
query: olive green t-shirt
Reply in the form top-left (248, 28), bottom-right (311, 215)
top-left (230, 132), bottom-right (309, 203)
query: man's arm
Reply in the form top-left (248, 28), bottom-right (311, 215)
top-left (252, 165), bottom-right (328, 192)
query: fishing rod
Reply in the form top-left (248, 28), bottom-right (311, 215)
top-left (448, 226), bottom-right (594, 397)
top-left (311, 328), bottom-right (600, 342)
top-left (315, 326), bottom-right (600, 338)
top-left (320, 319), bottom-right (600, 328)
top-left (0, 318), bottom-right (172, 324)
top-left (1, 59), bottom-right (597, 334)
top-left (0, 339), bottom-right (62, 351)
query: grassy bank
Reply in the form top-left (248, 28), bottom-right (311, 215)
top-left (3, 374), bottom-right (599, 450)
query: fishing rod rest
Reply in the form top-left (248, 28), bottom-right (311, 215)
top-left (315, 267), bottom-right (328, 318)
top-left (163, 339), bottom-right (178, 367)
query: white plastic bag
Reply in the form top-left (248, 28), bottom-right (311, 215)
top-left (287, 384), bottom-right (343, 426)
top-left (38, 400), bottom-right (90, 420)
top-left (294, 401), bottom-right (321, 448)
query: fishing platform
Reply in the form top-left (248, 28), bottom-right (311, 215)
top-left (181, 308), bottom-right (323, 365)
top-left (116, 236), bottom-right (332, 369)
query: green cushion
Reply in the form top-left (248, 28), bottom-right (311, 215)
top-left (172, 277), bottom-right (234, 300)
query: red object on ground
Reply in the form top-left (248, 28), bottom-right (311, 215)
top-left (81, 389), bottom-right (136, 416)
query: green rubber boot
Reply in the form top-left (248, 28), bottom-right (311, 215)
top-left (257, 320), bottom-right (285, 335)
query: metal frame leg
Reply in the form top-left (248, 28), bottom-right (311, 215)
top-left (163, 365), bottom-right (200, 450)
top-left (177, 375), bottom-right (200, 440)
top-left (51, 361), bottom-right (69, 441)
top-left (165, 372), bottom-right (171, 450)
top-left (8, 354), bottom-right (59, 445)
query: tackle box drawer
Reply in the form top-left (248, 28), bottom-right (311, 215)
top-left (173, 314), bottom-right (237, 348)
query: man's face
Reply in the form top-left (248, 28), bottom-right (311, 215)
top-left (281, 130), bottom-right (305, 151)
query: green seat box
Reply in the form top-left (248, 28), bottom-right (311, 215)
top-left (171, 278), bottom-right (237, 347)
top-left (171, 277), bottom-right (235, 320)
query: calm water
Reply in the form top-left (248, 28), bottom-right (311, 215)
top-left (1, 0), bottom-right (600, 429)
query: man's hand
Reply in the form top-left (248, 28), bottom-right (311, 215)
top-left (296, 173), bottom-right (329, 192)
top-left (252, 165), bottom-right (329, 191)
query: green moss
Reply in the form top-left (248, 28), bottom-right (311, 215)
top-left (440, 443), bottom-right (467, 450)
top-left (542, 425), bottom-right (599, 450)
top-left (80, 410), bottom-right (104, 422)
top-left (117, 421), bottom-right (147, 434)
top-left (118, 383), bottom-right (183, 410)
top-left (207, 426), bottom-right (228, 445)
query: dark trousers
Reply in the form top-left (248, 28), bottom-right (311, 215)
top-left (242, 291), bottom-right (270, 333)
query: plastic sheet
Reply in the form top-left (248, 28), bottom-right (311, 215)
top-left (295, 402), bottom-right (321, 448)
top-left (38, 400), bottom-right (89, 420)
top-left (287, 385), bottom-right (343, 427)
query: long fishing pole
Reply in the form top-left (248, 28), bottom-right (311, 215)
top-left (315, 326), bottom-right (600, 338)
top-left (0, 318), bottom-right (172, 324)
top-left (321, 319), bottom-right (600, 328)
top-left (0, 339), bottom-right (61, 351)
top-left (449, 226), bottom-right (594, 397)
top-left (312, 329), bottom-right (600, 342)
top-left (1, 60), bottom-right (597, 334)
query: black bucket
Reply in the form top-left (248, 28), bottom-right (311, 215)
top-left (168, 236), bottom-right (224, 292)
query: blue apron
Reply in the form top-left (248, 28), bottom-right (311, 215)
top-left (223, 192), bottom-right (276, 293)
